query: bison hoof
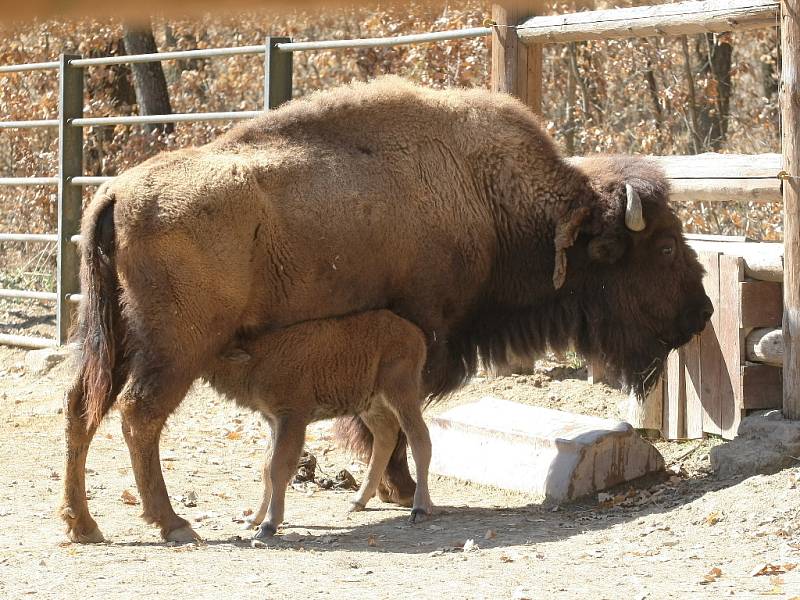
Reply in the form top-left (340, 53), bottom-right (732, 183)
top-left (254, 523), bottom-right (277, 541)
top-left (348, 500), bottom-right (366, 513)
top-left (408, 508), bottom-right (430, 524)
top-left (165, 525), bottom-right (201, 543)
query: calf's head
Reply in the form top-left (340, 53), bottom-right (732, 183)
top-left (564, 156), bottom-right (713, 397)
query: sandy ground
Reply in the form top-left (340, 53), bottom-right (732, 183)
top-left (2, 321), bottom-right (800, 599)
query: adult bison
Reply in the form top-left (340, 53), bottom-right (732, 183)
top-left (61, 76), bottom-right (712, 543)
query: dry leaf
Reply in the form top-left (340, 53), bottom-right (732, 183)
top-left (751, 563), bottom-right (796, 577)
top-left (485, 529), bottom-right (496, 540)
top-left (225, 430), bottom-right (241, 440)
top-left (367, 535), bottom-right (377, 547)
top-left (700, 567), bottom-right (722, 584)
top-left (705, 512), bottom-right (722, 525)
top-left (120, 489), bottom-right (139, 505)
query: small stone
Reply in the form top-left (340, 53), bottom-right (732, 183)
top-left (24, 348), bottom-right (67, 376)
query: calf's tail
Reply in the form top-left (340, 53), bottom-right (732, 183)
top-left (74, 191), bottom-right (123, 430)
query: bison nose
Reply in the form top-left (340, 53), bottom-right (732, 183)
top-left (701, 297), bottom-right (714, 323)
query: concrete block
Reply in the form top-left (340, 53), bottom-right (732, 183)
top-left (25, 347), bottom-right (67, 375)
top-left (711, 411), bottom-right (800, 479)
top-left (429, 397), bottom-right (664, 501)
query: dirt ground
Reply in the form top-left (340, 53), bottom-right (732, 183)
top-left (2, 303), bottom-right (800, 599)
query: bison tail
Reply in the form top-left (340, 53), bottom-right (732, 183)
top-left (75, 191), bottom-right (122, 431)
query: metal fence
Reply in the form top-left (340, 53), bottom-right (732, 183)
top-left (0, 27), bottom-right (491, 349)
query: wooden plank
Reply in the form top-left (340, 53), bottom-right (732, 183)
top-left (663, 349), bottom-right (687, 440)
top-left (684, 336), bottom-right (704, 438)
top-left (687, 240), bottom-right (784, 282)
top-left (587, 359), bottom-right (606, 384)
top-left (746, 327), bottom-right (784, 366)
top-left (741, 364), bottom-right (783, 409)
top-left (491, 3), bottom-right (542, 114)
top-left (740, 281), bottom-right (784, 328)
top-left (781, 0), bottom-right (800, 420)
top-left (517, 0), bottom-right (778, 44)
top-left (698, 251), bottom-right (724, 436)
top-left (719, 255), bottom-right (746, 439)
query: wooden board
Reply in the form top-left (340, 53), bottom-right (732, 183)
top-left (663, 349), bottom-right (687, 440)
top-left (719, 255), bottom-right (746, 439)
top-left (740, 281), bottom-right (784, 328)
top-left (741, 364), bottom-right (783, 409)
top-left (684, 336), bottom-right (704, 439)
top-left (698, 251), bottom-right (724, 436)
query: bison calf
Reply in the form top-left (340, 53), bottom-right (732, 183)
top-left (204, 309), bottom-right (432, 540)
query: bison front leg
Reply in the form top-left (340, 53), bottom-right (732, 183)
top-left (118, 374), bottom-right (197, 543)
top-left (60, 377), bottom-right (105, 543)
top-left (253, 414), bottom-right (307, 541)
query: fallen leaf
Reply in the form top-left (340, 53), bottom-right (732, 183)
top-left (367, 535), bottom-right (377, 547)
top-left (120, 489), bottom-right (139, 505)
top-left (705, 512), bottom-right (722, 526)
top-left (226, 430), bottom-right (241, 440)
top-left (700, 567), bottom-right (722, 584)
top-left (751, 563), bottom-right (797, 577)
top-left (484, 529), bottom-right (496, 540)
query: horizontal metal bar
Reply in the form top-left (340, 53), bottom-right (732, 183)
top-left (0, 61), bottom-right (60, 73)
top-left (70, 235), bottom-right (81, 244)
top-left (0, 233), bottom-right (58, 242)
top-left (70, 45), bottom-right (268, 68)
top-left (0, 119), bottom-right (58, 129)
top-left (0, 333), bottom-right (58, 349)
top-left (0, 177), bottom-right (58, 186)
top-left (68, 293), bottom-right (83, 303)
top-left (70, 110), bottom-right (262, 127)
top-left (278, 27), bottom-right (491, 52)
top-left (0, 288), bottom-right (57, 301)
top-left (70, 176), bottom-right (113, 186)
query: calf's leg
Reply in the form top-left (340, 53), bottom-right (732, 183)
top-left (248, 418), bottom-right (276, 527)
top-left (254, 414), bottom-right (307, 540)
top-left (60, 377), bottom-right (105, 543)
top-left (394, 405), bottom-right (434, 523)
top-left (349, 406), bottom-right (400, 512)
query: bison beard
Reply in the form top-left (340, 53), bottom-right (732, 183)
top-left (63, 77), bottom-right (712, 542)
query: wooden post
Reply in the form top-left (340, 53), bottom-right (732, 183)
top-left (491, 2), bottom-right (542, 113)
top-left (781, 0), bottom-right (800, 419)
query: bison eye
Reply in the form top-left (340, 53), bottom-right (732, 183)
top-left (661, 245), bottom-right (674, 256)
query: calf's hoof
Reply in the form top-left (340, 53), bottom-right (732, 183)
top-left (165, 525), bottom-right (202, 543)
top-left (67, 525), bottom-right (106, 544)
top-left (254, 523), bottom-right (277, 541)
top-left (61, 507), bottom-right (105, 544)
top-left (348, 500), bottom-right (366, 513)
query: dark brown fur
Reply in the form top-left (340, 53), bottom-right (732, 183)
top-left (62, 78), bottom-right (712, 541)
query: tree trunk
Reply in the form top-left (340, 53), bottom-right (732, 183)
top-left (695, 32), bottom-right (733, 151)
top-left (122, 22), bottom-right (174, 135)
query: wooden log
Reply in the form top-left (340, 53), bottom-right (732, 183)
top-left (517, 0), bottom-right (778, 45)
top-left (781, 0), bottom-right (800, 420)
top-left (746, 327), bottom-right (784, 366)
top-left (569, 153), bottom-right (782, 203)
top-left (491, 3), bottom-right (542, 113)
top-left (687, 240), bottom-right (784, 282)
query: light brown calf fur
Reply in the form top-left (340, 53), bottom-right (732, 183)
top-left (204, 310), bottom-right (431, 539)
top-left (63, 77), bottom-right (711, 543)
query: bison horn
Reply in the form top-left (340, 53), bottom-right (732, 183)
top-left (625, 183), bottom-right (646, 232)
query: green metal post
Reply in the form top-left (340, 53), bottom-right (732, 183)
top-left (57, 54), bottom-right (83, 345)
top-left (265, 37), bottom-right (293, 110)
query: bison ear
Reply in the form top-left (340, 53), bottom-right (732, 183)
top-left (588, 234), bottom-right (626, 264)
top-left (553, 207), bottom-right (591, 289)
